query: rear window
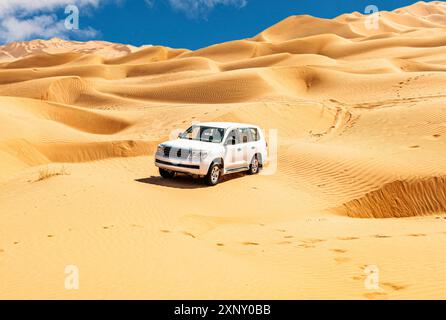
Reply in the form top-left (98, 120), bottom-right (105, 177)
top-left (239, 128), bottom-right (260, 143)
top-left (239, 128), bottom-right (250, 143)
top-left (249, 128), bottom-right (260, 142)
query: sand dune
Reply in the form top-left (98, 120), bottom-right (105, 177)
top-left (338, 176), bottom-right (446, 218)
top-left (254, 15), bottom-right (363, 42)
top-left (1, 1), bottom-right (446, 299)
top-left (106, 46), bottom-right (188, 65)
top-left (0, 38), bottom-right (141, 62)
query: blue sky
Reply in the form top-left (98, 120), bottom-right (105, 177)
top-left (0, 0), bottom-right (425, 49)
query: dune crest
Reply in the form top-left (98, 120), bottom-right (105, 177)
top-left (337, 177), bottom-right (446, 218)
top-left (0, 37), bottom-right (144, 62)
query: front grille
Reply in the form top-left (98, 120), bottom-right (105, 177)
top-left (156, 159), bottom-right (199, 170)
top-left (163, 146), bottom-right (171, 157)
top-left (163, 147), bottom-right (190, 160)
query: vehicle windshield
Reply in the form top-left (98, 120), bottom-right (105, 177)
top-left (179, 126), bottom-right (226, 143)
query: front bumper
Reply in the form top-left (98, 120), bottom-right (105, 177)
top-left (155, 155), bottom-right (208, 176)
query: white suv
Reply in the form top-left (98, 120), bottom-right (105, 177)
top-left (155, 122), bottom-right (268, 186)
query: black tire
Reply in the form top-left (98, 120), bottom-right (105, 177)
top-left (205, 163), bottom-right (221, 186)
top-left (159, 168), bottom-right (175, 179)
top-left (248, 155), bottom-right (261, 175)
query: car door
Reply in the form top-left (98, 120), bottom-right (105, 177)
top-left (241, 127), bottom-right (257, 164)
top-left (223, 129), bottom-right (246, 170)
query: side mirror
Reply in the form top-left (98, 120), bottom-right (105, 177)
top-left (178, 133), bottom-right (183, 139)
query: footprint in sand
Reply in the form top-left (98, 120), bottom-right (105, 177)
top-left (331, 248), bottom-right (350, 263)
top-left (47, 235), bottom-right (55, 238)
top-left (297, 244), bottom-right (316, 249)
top-left (409, 145), bottom-right (420, 149)
top-left (216, 243), bottom-right (225, 247)
top-left (406, 233), bottom-right (427, 237)
top-left (334, 257), bottom-right (351, 264)
top-left (337, 236), bottom-right (359, 241)
top-left (276, 241), bottom-right (292, 245)
top-left (302, 238), bottom-right (326, 244)
top-left (160, 229), bottom-right (171, 234)
top-left (330, 248), bottom-right (348, 254)
top-left (242, 242), bottom-right (260, 246)
top-left (182, 231), bottom-right (196, 239)
top-left (364, 292), bottom-right (388, 300)
top-left (296, 239), bottom-right (325, 248)
top-left (382, 282), bottom-right (407, 291)
top-left (373, 234), bottom-right (391, 239)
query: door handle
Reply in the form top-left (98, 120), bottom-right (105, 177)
top-left (237, 148), bottom-right (242, 152)
top-left (251, 146), bottom-right (255, 150)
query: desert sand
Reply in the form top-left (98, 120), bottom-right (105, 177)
top-left (1, 1), bottom-right (446, 299)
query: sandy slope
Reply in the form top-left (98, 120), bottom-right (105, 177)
top-left (1, 1), bottom-right (446, 299)
top-left (0, 38), bottom-right (145, 62)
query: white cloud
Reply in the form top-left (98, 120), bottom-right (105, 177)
top-left (0, 1), bottom-right (102, 17)
top-left (0, 15), bottom-right (98, 43)
top-left (0, 0), bottom-right (249, 43)
top-left (0, 0), bottom-right (103, 43)
top-left (165, 0), bottom-right (247, 18)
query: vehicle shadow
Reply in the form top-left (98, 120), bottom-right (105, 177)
top-left (135, 173), bottom-right (247, 189)
top-left (135, 175), bottom-right (206, 189)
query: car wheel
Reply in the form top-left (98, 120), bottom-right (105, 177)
top-left (159, 168), bottom-right (175, 179)
top-left (205, 163), bottom-right (221, 186)
top-left (248, 155), bottom-right (260, 175)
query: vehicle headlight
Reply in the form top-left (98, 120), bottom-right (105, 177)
top-left (157, 145), bottom-right (164, 154)
top-left (191, 150), bottom-right (208, 160)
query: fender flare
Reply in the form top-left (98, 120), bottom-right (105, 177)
top-left (211, 157), bottom-right (224, 168)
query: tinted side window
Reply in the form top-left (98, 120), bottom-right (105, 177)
top-left (225, 129), bottom-right (241, 145)
top-left (240, 128), bottom-right (251, 144)
top-left (249, 128), bottom-right (259, 142)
